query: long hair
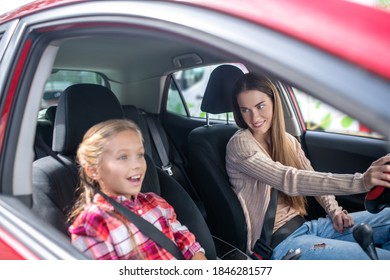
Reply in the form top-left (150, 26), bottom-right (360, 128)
top-left (67, 119), bottom-right (144, 223)
top-left (232, 73), bottom-right (307, 215)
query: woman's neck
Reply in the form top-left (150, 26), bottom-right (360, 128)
top-left (253, 132), bottom-right (272, 155)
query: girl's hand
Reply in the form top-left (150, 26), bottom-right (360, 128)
top-left (363, 155), bottom-right (390, 190)
top-left (191, 251), bottom-right (207, 260)
top-left (333, 210), bottom-right (354, 233)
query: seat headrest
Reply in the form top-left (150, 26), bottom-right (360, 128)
top-left (122, 105), bottom-right (142, 124)
top-left (53, 84), bottom-right (124, 155)
top-left (201, 65), bottom-right (244, 114)
top-left (45, 106), bottom-right (57, 123)
top-left (142, 153), bottom-right (160, 195)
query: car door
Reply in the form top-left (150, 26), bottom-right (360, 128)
top-left (0, 195), bottom-right (88, 259)
top-left (287, 85), bottom-right (389, 219)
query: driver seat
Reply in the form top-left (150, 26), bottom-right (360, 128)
top-left (188, 65), bottom-right (247, 252)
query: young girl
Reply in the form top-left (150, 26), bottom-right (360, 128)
top-left (226, 72), bottom-right (390, 259)
top-left (68, 119), bottom-right (206, 260)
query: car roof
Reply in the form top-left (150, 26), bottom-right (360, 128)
top-left (193, 0), bottom-right (390, 81)
top-left (1, 0), bottom-right (390, 80)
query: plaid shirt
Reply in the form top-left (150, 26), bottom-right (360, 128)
top-left (69, 192), bottom-right (205, 260)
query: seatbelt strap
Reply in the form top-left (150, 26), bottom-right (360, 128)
top-left (96, 190), bottom-right (184, 260)
top-left (35, 136), bottom-right (184, 260)
top-left (260, 188), bottom-right (278, 245)
top-left (145, 115), bottom-right (173, 176)
top-left (252, 187), bottom-right (278, 260)
top-left (143, 112), bottom-right (205, 216)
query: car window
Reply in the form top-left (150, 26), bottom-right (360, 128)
top-left (167, 64), bottom-right (246, 122)
top-left (41, 70), bottom-right (108, 109)
top-left (292, 87), bottom-right (383, 138)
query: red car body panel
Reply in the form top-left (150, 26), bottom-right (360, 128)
top-left (184, 0), bottom-right (390, 81)
top-left (2, 0), bottom-right (389, 80)
top-left (0, 0), bottom-right (86, 22)
top-left (0, 239), bottom-right (25, 260)
top-left (0, 227), bottom-right (38, 260)
top-left (0, 39), bottom-right (32, 153)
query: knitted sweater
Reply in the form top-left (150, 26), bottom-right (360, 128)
top-left (225, 129), bottom-right (369, 254)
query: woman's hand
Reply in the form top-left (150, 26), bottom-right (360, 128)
top-left (363, 155), bottom-right (390, 190)
top-left (333, 210), bottom-right (354, 233)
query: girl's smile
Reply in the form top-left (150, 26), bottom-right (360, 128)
top-left (94, 129), bottom-right (147, 200)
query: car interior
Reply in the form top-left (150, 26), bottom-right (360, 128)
top-left (28, 26), bottom-right (261, 259)
top-left (2, 3), bottom-right (388, 260)
top-left (29, 28), bottom-right (386, 258)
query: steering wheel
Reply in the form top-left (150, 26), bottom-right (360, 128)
top-left (365, 186), bottom-right (390, 214)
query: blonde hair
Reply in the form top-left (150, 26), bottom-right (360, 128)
top-left (232, 73), bottom-right (307, 215)
top-left (67, 119), bottom-right (144, 222)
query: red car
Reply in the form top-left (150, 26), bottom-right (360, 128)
top-left (0, 0), bottom-right (390, 260)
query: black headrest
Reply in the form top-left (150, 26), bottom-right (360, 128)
top-left (45, 106), bottom-right (57, 123)
top-left (201, 65), bottom-right (244, 114)
top-left (122, 105), bottom-right (142, 124)
top-left (52, 84), bottom-right (124, 155)
top-left (142, 153), bottom-right (160, 195)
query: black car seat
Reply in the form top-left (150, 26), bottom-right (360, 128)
top-left (34, 106), bottom-right (57, 160)
top-left (32, 83), bottom-right (216, 259)
top-left (45, 105), bottom-right (57, 123)
top-left (32, 84), bottom-right (124, 234)
top-left (121, 105), bottom-right (206, 218)
top-left (187, 65), bottom-right (247, 252)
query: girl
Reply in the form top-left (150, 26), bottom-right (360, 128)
top-left (226, 72), bottom-right (390, 259)
top-left (68, 119), bottom-right (206, 260)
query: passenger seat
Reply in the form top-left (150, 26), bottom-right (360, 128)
top-left (32, 84), bottom-right (124, 234)
top-left (32, 84), bottom-right (216, 259)
top-left (122, 105), bottom-right (206, 218)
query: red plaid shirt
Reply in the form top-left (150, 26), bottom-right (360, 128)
top-left (69, 192), bottom-right (204, 260)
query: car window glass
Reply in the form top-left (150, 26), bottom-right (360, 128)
top-left (167, 63), bottom-right (247, 122)
top-left (293, 87), bottom-right (383, 138)
top-left (41, 70), bottom-right (108, 109)
top-left (166, 80), bottom-right (187, 116)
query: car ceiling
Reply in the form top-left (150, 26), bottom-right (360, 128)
top-left (52, 31), bottom-right (231, 112)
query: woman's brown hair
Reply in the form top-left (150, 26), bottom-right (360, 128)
top-left (232, 73), bottom-right (307, 215)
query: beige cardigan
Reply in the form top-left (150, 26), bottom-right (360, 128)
top-left (225, 129), bottom-right (369, 254)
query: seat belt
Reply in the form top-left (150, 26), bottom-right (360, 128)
top-left (261, 188), bottom-right (278, 245)
top-left (145, 114), bottom-right (173, 176)
top-left (34, 135), bottom-right (184, 260)
top-left (96, 189), bottom-right (184, 260)
top-left (252, 187), bottom-right (278, 260)
top-left (143, 113), bottom-right (205, 212)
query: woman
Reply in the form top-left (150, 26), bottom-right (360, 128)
top-left (226, 72), bottom-right (390, 259)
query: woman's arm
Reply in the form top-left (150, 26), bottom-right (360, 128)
top-left (226, 131), bottom-right (369, 196)
top-left (293, 136), bottom-right (345, 219)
